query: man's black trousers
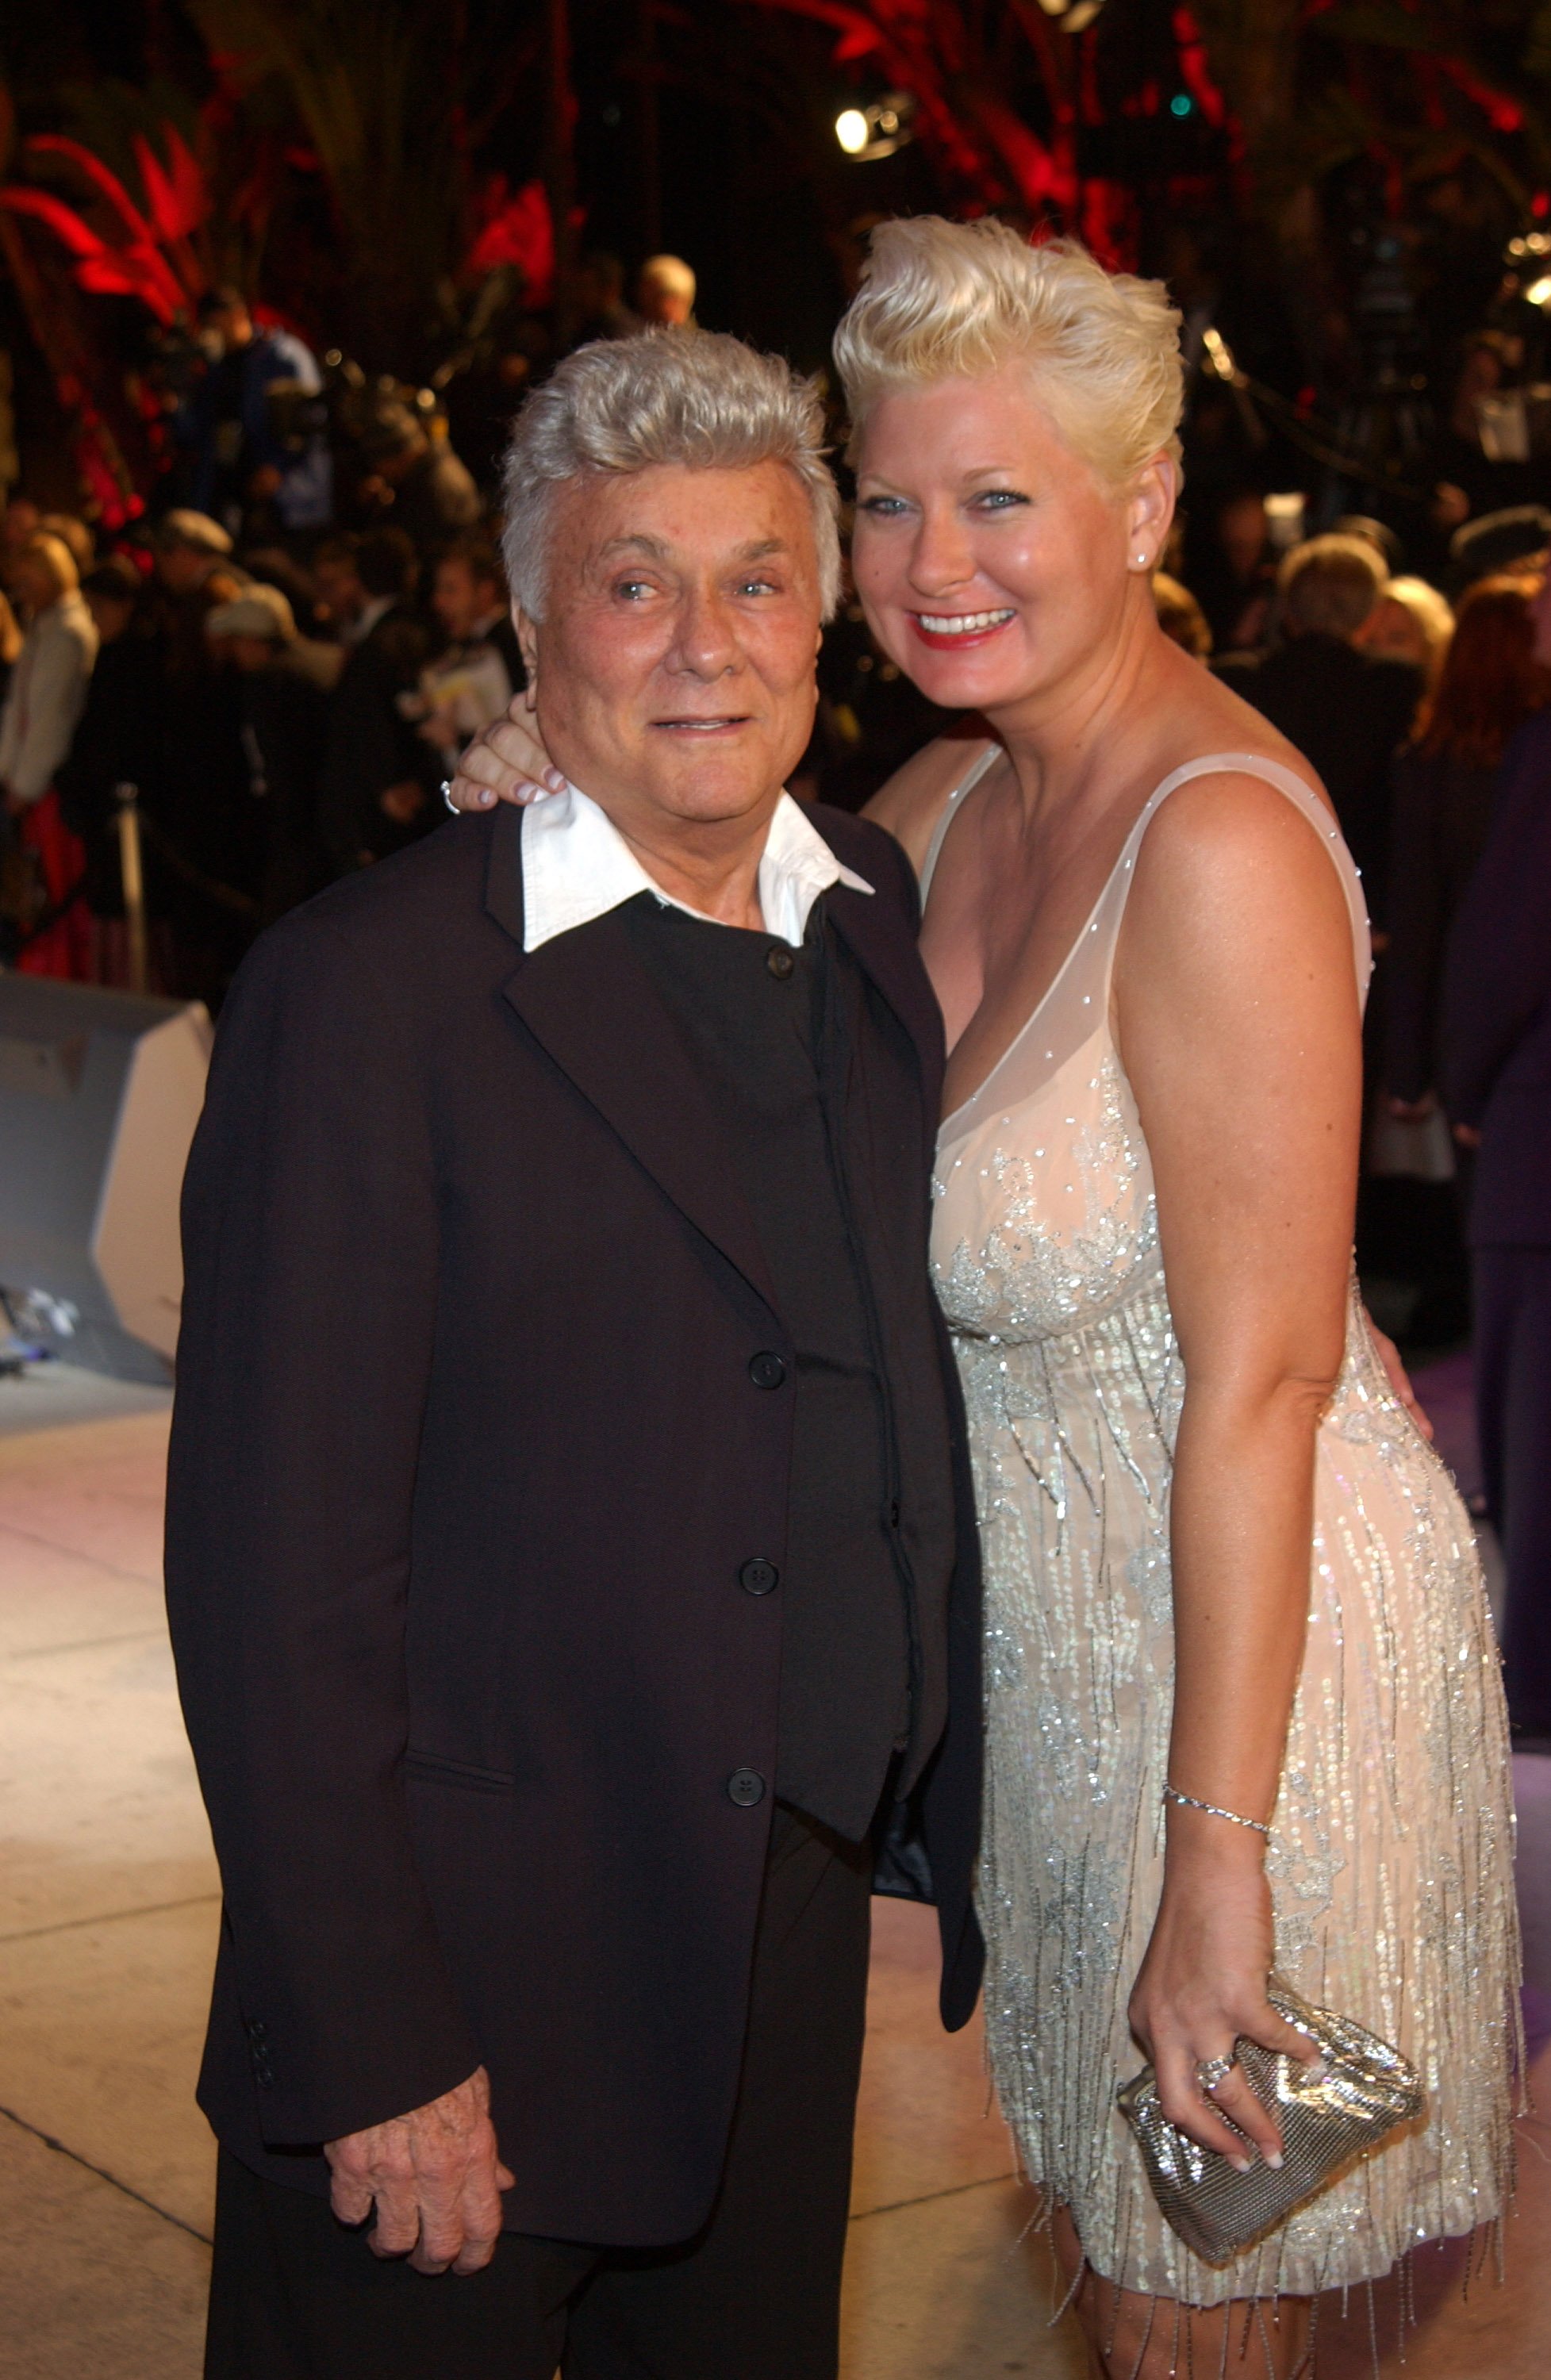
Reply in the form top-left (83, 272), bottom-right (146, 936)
top-left (204, 1806), bottom-right (875, 2380)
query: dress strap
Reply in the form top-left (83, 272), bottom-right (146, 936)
top-left (936, 747), bottom-right (1372, 1153)
top-left (917, 741), bottom-right (1002, 904)
top-left (1107, 751), bottom-right (1372, 1001)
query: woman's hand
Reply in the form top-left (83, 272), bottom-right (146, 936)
top-left (444, 691), bottom-right (565, 813)
top-left (1364, 1315), bottom-right (1434, 1442)
top-left (1128, 1809), bottom-right (1319, 2170)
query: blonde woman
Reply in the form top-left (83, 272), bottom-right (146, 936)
top-left (0, 529), bottom-right (98, 976)
top-left (448, 225), bottom-right (1518, 2376)
top-left (1357, 573), bottom-right (1455, 689)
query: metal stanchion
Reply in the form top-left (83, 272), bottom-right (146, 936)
top-left (113, 781), bottom-right (148, 994)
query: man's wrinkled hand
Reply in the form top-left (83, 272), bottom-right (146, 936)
top-left (324, 2066), bottom-right (515, 2275)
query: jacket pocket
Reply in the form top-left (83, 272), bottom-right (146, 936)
top-left (403, 1747), bottom-right (520, 1795)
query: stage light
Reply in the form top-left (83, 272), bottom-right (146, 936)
top-left (1202, 326), bottom-right (1240, 383)
top-left (1170, 93), bottom-right (1193, 117)
top-left (834, 92), bottom-right (917, 163)
top-left (1037, 0), bottom-right (1106, 21)
top-left (1526, 273), bottom-right (1551, 309)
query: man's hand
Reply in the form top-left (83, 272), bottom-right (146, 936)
top-left (1365, 1312), bottom-right (1434, 1442)
top-left (324, 2066), bottom-right (514, 2274)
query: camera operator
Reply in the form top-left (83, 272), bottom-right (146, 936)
top-left (354, 401), bottom-right (480, 549)
top-left (180, 287), bottom-right (333, 545)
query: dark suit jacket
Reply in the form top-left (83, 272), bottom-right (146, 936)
top-left (317, 604), bottom-right (436, 872)
top-left (1382, 745), bottom-right (1499, 1104)
top-left (1233, 635), bottom-right (1422, 927)
top-left (1441, 712), bottom-right (1551, 1247)
top-left (164, 802), bottom-right (984, 2247)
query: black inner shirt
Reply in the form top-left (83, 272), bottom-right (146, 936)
top-left (624, 890), bottom-right (914, 1839)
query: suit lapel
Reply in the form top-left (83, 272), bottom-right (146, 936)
top-left (486, 807), bottom-right (781, 1315)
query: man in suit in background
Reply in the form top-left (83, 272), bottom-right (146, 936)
top-left (317, 528), bottom-right (437, 873)
top-left (1442, 692), bottom-right (1551, 1752)
top-left (166, 328), bottom-right (982, 2380)
top-left (1231, 532), bottom-right (1422, 931)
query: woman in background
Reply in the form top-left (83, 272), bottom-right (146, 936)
top-left (1358, 573), bottom-right (1454, 696)
top-left (1149, 568), bottom-right (1212, 661)
top-left (0, 529), bottom-right (98, 977)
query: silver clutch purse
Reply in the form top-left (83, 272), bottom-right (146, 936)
top-left (1116, 1979), bottom-right (1425, 2266)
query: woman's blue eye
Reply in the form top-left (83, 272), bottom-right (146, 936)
top-left (859, 496), bottom-right (908, 516)
top-left (975, 489), bottom-right (1029, 511)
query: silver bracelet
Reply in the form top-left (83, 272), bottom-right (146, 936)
top-left (1163, 1784), bottom-right (1272, 1838)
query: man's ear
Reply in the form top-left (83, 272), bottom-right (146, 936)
top-left (515, 605), bottom-right (540, 684)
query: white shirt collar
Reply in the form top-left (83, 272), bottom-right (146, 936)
top-left (347, 594), bottom-right (395, 645)
top-left (520, 781), bottom-right (873, 954)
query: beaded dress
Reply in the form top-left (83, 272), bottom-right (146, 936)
top-left (926, 749), bottom-right (1521, 2304)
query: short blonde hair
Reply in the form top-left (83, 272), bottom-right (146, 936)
top-left (501, 328), bottom-right (840, 620)
top-left (17, 532), bottom-right (79, 603)
top-left (832, 216), bottom-right (1184, 488)
top-left (1378, 575), bottom-right (1455, 670)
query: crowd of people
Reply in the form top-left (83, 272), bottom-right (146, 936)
top-left (1151, 510), bottom-right (1551, 1119)
top-left (0, 248), bottom-right (701, 1006)
top-left (1, 281), bottom-right (1547, 1510)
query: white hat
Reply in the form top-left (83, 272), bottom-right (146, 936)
top-left (158, 508), bottom-right (234, 555)
top-left (205, 584), bottom-right (297, 643)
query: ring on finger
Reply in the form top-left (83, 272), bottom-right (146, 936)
top-left (442, 779), bottom-right (459, 815)
top-left (1196, 2053), bottom-right (1237, 2094)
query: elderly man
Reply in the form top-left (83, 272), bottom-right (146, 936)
top-left (166, 330), bottom-right (981, 2380)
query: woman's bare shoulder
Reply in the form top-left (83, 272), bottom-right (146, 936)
top-left (1124, 765), bottom-right (1354, 998)
top-left (1119, 654), bottom-right (1351, 958)
top-left (862, 720), bottom-right (998, 876)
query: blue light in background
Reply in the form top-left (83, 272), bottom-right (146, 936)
top-left (1170, 93), bottom-right (1193, 117)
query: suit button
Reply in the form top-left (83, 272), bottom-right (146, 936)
top-left (739, 1557), bottom-right (779, 1595)
top-left (748, 1351), bottom-right (786, 1390)
top-left (727, 1768), bottom-right (766, 1807)
top-left (766, 946), bottom-right (795, 980)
